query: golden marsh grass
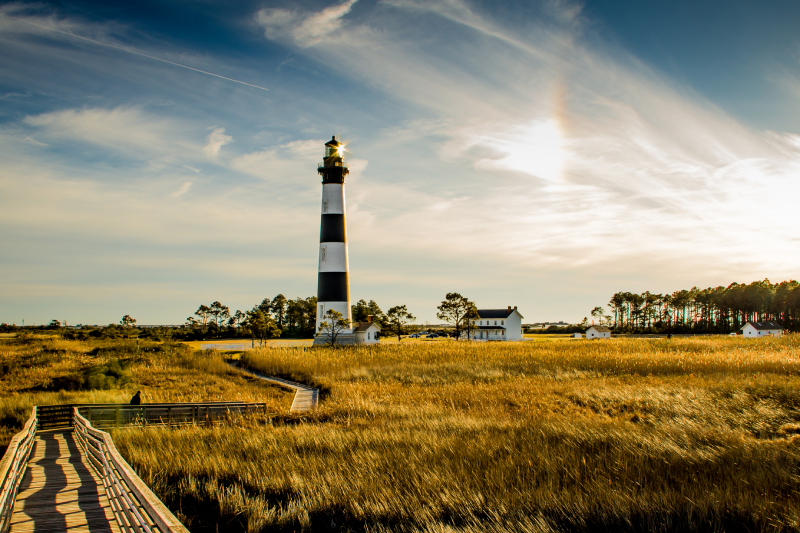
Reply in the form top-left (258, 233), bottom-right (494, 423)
top-left (108, 337), bottom-right (800, 532)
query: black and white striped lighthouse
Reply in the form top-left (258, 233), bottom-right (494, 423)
top-left (315, 136), bottom-right (352, 334)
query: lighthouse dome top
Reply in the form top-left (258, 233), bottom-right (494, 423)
top-left (325, 136), bottom-right (341, 147)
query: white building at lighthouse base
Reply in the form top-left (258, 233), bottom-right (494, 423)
top-left (313, 320), bottom-right (381, 346)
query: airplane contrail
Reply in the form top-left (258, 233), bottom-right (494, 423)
top-left (20, 19), bottom-right (269, 91)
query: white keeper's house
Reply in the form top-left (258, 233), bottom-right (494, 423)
top-left (585, 326), bottom-right (611, 339)
top-left (470, 306), bottom-right (523, 341)
top-left (741, 321), bottom-right (783, 338)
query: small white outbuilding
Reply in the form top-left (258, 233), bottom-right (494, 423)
top-left (572, 333), bottom-right (583, 339)
top-left (352, 321), bottom-right (381, 344)
top-left (585, 326), bottom-right (611, 339)
top-left (741, 321), bottom-right (783, 338)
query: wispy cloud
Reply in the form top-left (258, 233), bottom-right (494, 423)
top-left (2, 0), bottom-right (798, 324)
top-left (255, 0), bottom-right (358, 47)
top-left (24, 106), bottom-right (200, 157)
top-left (171, 181), bottom-right (192, 197)
top-left (202, 127), bottom-right (232, 159)
top-left (251, 0), bottom-right (800, 275)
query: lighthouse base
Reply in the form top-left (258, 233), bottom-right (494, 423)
top-left (313, 333), bottom-right (359, 346)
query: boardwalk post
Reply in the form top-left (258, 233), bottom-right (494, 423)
top-left (115, 405), bottom-right (121, 428)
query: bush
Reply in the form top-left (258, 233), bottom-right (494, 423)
top-left (83, 358), bottom-right (131, 390)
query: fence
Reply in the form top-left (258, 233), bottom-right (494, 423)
top-left (73, 409), bottom-right (189, 533)
top-left (34, 402), bottom-right (268, 430)
top-left (0, 408), bottom-right (36, 533)
top-left (79, 402), bottom-right (268, 429)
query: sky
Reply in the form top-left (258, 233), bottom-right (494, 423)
top-left (1, 0), bottom-right (799, 326)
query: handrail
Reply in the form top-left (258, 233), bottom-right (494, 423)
top-left (0, 407), bottom-right (37, 533)
top-left (36, 402), bottom-right (268, 430)
top-left (73, 408), bottom-right (189, 533)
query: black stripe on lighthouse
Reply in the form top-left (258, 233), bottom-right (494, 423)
top-left (318, 272), bottom-right (350, 301)
top-left (320, 214), bottom-right (347, 243)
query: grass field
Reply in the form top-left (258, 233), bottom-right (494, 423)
top-left (0, 336), bottom-right (293, 451)
top-left (106, 336), bottom-right (800, 532)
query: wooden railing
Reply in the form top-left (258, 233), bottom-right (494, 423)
top-left (73, 408), bottom-right (189, 533)
top-left (35, 402), bottom-right (268, 430)
top-left (78, 402), bottom-right (268, 429)
top-left (0, 407), bottom-right (37, 533)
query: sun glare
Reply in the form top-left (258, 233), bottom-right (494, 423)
top-left (476, 119), bottom-right (565, 182)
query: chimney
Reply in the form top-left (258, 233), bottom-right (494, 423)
top-left (507, 306), bottom-right (511, 311)
top-left (514, 306), bottom-right (517, 310)
top-left (368, 315), bottom-right (374, 323)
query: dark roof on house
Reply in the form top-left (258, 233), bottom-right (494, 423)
top-left (741, 321), bottom-right (783, 331)
top-left (352, 321), bottom-right (380, 332)
top-left (476, 308), bottom-right (522, 319)
top-left (586, 326), bottom-right (611, 332)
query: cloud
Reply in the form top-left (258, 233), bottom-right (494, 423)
top-left (23, 106), bottom-right (200, 158)
top-left (202, 127), bottom-right (232, 158)
top-left (249, 0), bottom-right (800, 275)
top-left (171, 181), bottom-right (192, 197)
top-left (3, 0), bottom-right (800, 324)
top-left (21, 136), bottom-right (47, 146)
top-left (230, 139), bottom-right (322, 183)
top-left (255, 0), bottom-right (358, 47)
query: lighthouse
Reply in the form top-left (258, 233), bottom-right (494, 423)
top-left (314, 136), bottom-right (352, 336)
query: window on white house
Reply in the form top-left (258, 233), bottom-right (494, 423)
top-left (494, 321), bottom-right (497, 325)
top-left (501, 321), bottom-right (504, 325)
top-left (367, 332), bottom-right (370, 340)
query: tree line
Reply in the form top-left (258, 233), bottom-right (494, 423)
top-left (0, 291), bottom-right (484, 343)
top-left (599, 279), bottom-right (800, 333)
top-left (186, 295), bottom-right (318, 342)
top-left (186, 296), bottom-right (419, 343)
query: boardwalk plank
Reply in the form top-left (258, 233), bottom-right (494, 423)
top-left (9, 431), bottom-right (121, 533)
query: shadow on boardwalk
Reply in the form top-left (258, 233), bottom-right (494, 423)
top-left (11, 430), bottom-right (118, 533)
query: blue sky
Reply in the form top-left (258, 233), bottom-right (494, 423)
top-left (1, 0), bottom-right (798, 325)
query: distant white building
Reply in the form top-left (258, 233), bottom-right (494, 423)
top-left (585, 326), bottom-right (611, 339)
top-left (470, 306), bottom-right (523, 341)
top-left (572, 333), bottom-right (583, 339)
top-left (352, 321), bottom-right (381, 344)
top-left (741, 321), bottom-right (783, 338)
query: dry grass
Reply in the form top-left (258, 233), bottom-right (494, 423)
top-left (0, 337), bottom-right (293, 451)
top-left (108, 336), bottom-right (800, 532)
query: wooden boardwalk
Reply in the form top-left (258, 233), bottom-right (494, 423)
top-left (234, 365), bottom-right (319, 412)
top-left (2, 398), bottom-right (303, 532)
top-left (9, 430), bottom-right (120, 532)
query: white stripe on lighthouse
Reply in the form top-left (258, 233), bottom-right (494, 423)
top-left (321, 184), bottom-right (345, 215)
top-left (317, 301), bottom-right (351, 332)
top-left (318, 243), bottom-right (349, 272)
